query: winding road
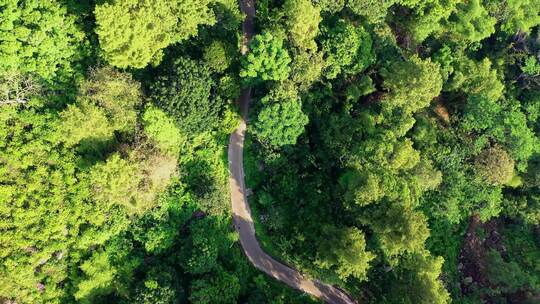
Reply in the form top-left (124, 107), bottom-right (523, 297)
top-left (228, 1), bottom-right (356, 303)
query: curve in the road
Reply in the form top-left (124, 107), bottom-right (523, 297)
top-left (228, 1), bottom-right (356, 303)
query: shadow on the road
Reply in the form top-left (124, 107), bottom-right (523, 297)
top-left (231, 213), bottom-right (356, 304)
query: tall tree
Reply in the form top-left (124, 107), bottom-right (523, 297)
top-left (475, 145), bottom-right (515, 185)
top-left (381, 56), bottom-right (442, 113)
top-left (253, 96), bottom-right (309, 147)
top-left (151, 57), bottom-right (222, 134)
top-left (0, 0), bottom-right (83, 80)
top-left (320, 20), bottom-right (374, 79)
top-left (347, 0), bottom-right (396, 23)
top-left (444, 0), bottom-right (496, 43)
top-left (240, 32), bottom-right (292, 84)
top-left (283, 0), bottom-right (321, 50)
top-left (95, 0), bottom-right (215, 68)
top-left (316, 226), bottom-right (375, 281)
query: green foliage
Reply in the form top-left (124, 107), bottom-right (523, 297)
top-left (347, 0), bottom-right (396, 22)
top-left (444, 0), bottom-right (496, 43)
top-left (313, 0), bottom-right (345, 13)
top-left (461, 94), bottom-right (502, 132)
top-left (253, 92), bottom-right (309, 147)
top-left (485, 249), bottom-right (537, 294)
top-left (384, 252), bottom-right (451, 304)
top-left (316, 226), bottom-right (375, 281)
top-left (0, 0), bottom-right (83, 80)
top-left (60, 100), bottom-right (117, 148)
top-left (283, 0), bottom-right (321, 50)
top-left (0, 106), bottom-right (88, 303)
top-left (189, 268), bottom-right (241, 304)
top-left (381, 55), bottom-right (442, 113)
top-left (447, 57), bottom-right (504, 102)
top-left (362, 203), bottom-right (430, 259)
top-left (474, 145), bottom-right (515, 185)
top-left (240, 32), bottom-right (292, 83)
top-left (290, 50), bottom-right (325, 90)
top-left (78, 66), bottom-right (142, 132)
top-left (345, 76), bottom-right (376, 103)
top-left (95, 0), bottom-right (215, 68)
top-left (74, 251), bottom-right (117, 302)
top-left (522, 56), bottom-right (540, 76)
top-left (401, 0), bottom-right (460, 42)
top-left (218, 75), bottom-right (242, 100)
top-left (487, 0), bottom-right (540, 33)
top-left (151, 57), bottom-right (222, 134)
top-left (495, 102), bottom-right (539, 171)
top-left (203, 41), bottom-right (234, 73)
top-left (59, 67), bottom-right (142, 150)
top-left (89, 151), bottom-right (177, 214)
top-left (432, 45), bottom-right (455, 82)
top-left (320, 20), bottom-right (374, 79)
top-left (4, 0), bottom-right (540, 303)
top-left (142, 106), bottom-right (186, 157)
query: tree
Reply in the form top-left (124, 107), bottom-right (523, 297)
top-left (522, 56), bottom-right (540, 76)
top-left (385, 252), bottom-right (451, 304)
top-left (94, 0), bottom-right (215, 68)
top-left (475, 145), bottom-right (515, 185)
top-left (0, 0), bottom-right (83, 79)
top-left (283, 0), bottom-right (321, 50)
top-left (151, 57), bottom-right (222, 134)
top-left (142, 106), bottom-right (186, 157)
top-left (203, 41), bottom-right (234, 73)
top-left (493, 101), bottom-right (538, 170)
top-left (313, 0), bottom-right (345, 13)
top-left (240, 32), bottom-right (292, 84)
top-left (347, 0), bottom-right (396, 23)
top-left (447, 57), bottom-right (504, 102)
top-left (361, 203), bottom-right (430, 259)
top-left (60, 100), bottom-right (117, 148)
top-left (59, 67), bottom-right (142, 149)
top-left (0, 71), bottom-right (41, 105)
top-left (461, 94), bottom-right (502, 132)
top-left (316, 226), bottom-right (375, 281)
top-left (74, 251), bottom-right (116, 302)
top-left (381, 56), bottom-right (442, 113)
top-left (400, 0), bottom-right (460, 43)
top-left (320, 20), bottom-right (374, 79)
top-left (0, 106), bottom-right (88, 303)
top-left (133, 280), bottom-right (178, 304)
top-left (189, 268), bottom-right (241, 304)
top-left (289, 50), bottom-right (324, 90)
top-left (182, 218), bottom-right (225, 275)
top-left (89, 151), bottom-right (177, 214)
top-left (444, 0), bottom-right (496, 43)
top-left (78, 67), bottom-right (142, 132)
top-left (486, 0), bottom-right (540, 33)
top-left (253, 91), bottom-right (309, 147)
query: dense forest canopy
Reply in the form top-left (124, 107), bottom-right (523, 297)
top-left (1, 0), bottom-right (540, 303)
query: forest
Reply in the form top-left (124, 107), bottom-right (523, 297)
top-left (1, 0), bottom-right (540, 303)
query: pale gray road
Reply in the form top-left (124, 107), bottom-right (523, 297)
top-left (228, 1), bottom-right (356, 303)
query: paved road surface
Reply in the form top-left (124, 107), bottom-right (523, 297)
top-left (228, 1), bottom-right (356, 303)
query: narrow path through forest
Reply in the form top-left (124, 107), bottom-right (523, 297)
top-left (228, 1), bottom-right (356, 303)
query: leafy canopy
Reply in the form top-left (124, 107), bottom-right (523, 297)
top-left (0, 0), bottom-right (83, 80)
top-left (253, 88), bottom-right (309, 147)
top-left (320, 20), bottom-right (374, 79)
top-left (240, 32), bottom-right (292, 84)
top-left (283, 0), bottom-right (321, 50)
top-left (381, 55), bottom-right (443, 113)
top-left (151, 57), bottom-right (222, 134)
top-left (95, 0), bottom-right (215, 68)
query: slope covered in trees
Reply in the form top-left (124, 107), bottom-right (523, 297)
top-left (0, 0), bottom-right (539, 303)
